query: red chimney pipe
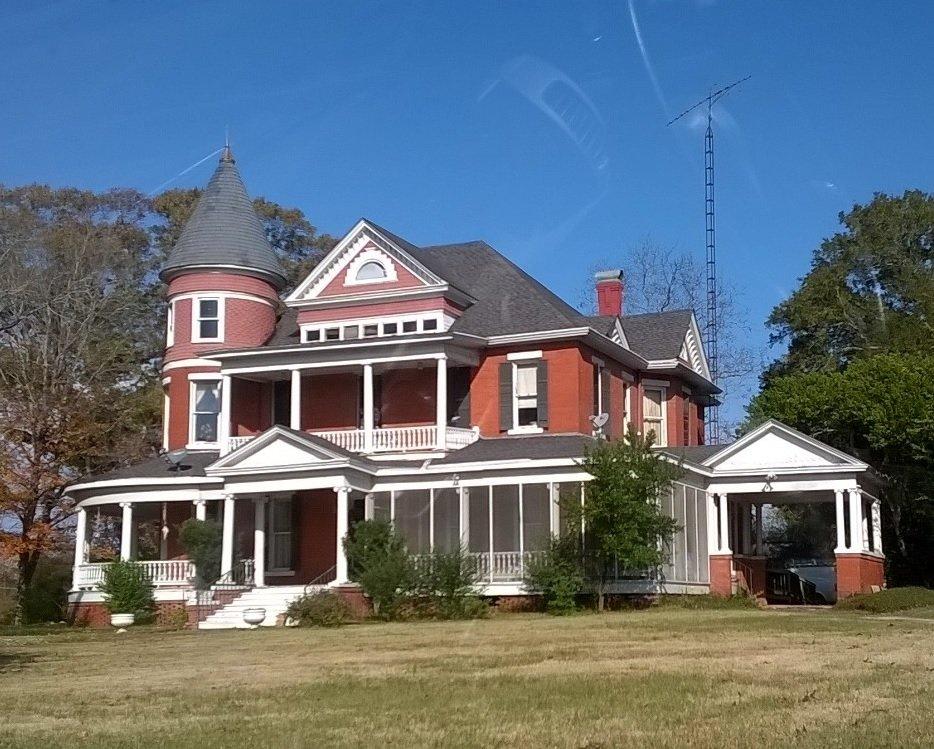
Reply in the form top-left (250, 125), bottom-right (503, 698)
top-left (595, 270), bottom-right (624, 317)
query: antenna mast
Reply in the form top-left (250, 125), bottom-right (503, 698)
top-left (667, 75), bottom-right (749, 445)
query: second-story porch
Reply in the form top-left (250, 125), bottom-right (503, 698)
top-left (214, 341), bottom-right (481, 457)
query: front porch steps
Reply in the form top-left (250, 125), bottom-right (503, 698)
top-left (198, 585), bottom-right (322, 630)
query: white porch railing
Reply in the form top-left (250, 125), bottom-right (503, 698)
top-left (467, 551), bottom-right (544, 582)
top-left (226, 425), bottom-right (479, 456)
top-left (74, 560), bottom-right (196, 589)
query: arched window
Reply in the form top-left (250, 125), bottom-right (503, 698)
top-left (355, 261), bottom-right (387, 281)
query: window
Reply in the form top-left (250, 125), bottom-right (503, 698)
top-left (383, 322), bottom-right (398, 335)
top-left (304, 329), bottom-right (321, 343)
top-left (343, 325), bottom-right (359, 340)
top-left (190, 380), bottom-right (221, 444)
top-left (355, 260), bottom-right (387, 281)
top-left (395, 490), bottom-right (431, 553)
top-left (433, 488), bottom-right (460, 552)
top-left (592, 362), bottom-right (605, 415)
top-left (621, 384), bottom-right (629, 433)
top-left (363, 324), bottom-right (379, 337)
top-left (423, 318), bottom-right (438, 331)
top-left (402, 320), bottom-right (418, 333)
top-left (642, 387), bottom-right (665, 446)
top-left (324, 327), bottom-right (340, 341)
top-left (194, 298), bottom-right (221, 341)
top-left (267, 498), bottom-right (293, 571)
top-left (166, 302), bottom-right (175, 347)
top-left (515, 363), bottom-right (539, 427)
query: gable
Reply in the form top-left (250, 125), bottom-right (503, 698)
top-left (706, 422), bottom-right (864, 472)
top-left (207, 427), bottom-right (351, 474)
top-left (287, 220), bottom-right (446, 303)
top-left (680, 315), bottom-right (710, 379)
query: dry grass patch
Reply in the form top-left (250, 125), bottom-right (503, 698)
top-left (1, 608), bottom-right (933, 748)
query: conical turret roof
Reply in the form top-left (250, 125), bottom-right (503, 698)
top-left (161, 147), bottom-right (287, 289)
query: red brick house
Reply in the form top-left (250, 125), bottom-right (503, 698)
top-left (66, 149), bottom-right (884, 627)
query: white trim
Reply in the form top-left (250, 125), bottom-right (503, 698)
top-left (507, 350), bottom-right (543, 361)
top-left (190, 296), bottom-right (225, 344)
top-left (188, 377), bottom-right (222, 449)
top-left (162, 391), bottom-right (170, 451)
top-left (162, 358), bottom-right (221, 372)
top-left (169, 291), bottom-right (276, 309)
top-left (641, 385), bottom-right (667, 447)
top-left (300, 311), bottom-right (446, 343)
top-left (288, 285), bottom-right (463, 310)
top-left (642, 378), bottom-right (671, 387)
top-left (211, 335), bottom-right (454, 361)
top-left (508, 426), bottom-right (544, 436)
top-left (188, 372), bottom-right (223, 382)
top-left (487, 328), bottom-right (590, 345)
top-left (166, 300), bottom-right (175, 348)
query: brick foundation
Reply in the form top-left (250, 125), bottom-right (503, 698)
top-left (709, 554), bottom-right (734, 597)
top-left (69, 600), bottom-right (190, 628)
top-left (331, 584), bottom-right (372, 619)
top-left (836, 552), bottom-right (885, 598)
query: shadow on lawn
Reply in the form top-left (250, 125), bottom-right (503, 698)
top-left (0, 652), bottom-right (37, 674)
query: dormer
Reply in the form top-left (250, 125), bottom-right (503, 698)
top-left (285, 219), bottom-right (474, 343)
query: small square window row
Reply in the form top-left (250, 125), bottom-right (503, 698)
top-left (304, 317), bottom-right (439, 343)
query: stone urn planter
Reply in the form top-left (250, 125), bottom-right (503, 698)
top-left (242, 607), bottom-right (266, 629)
top-left (110, 613), bottom-right (135, 628)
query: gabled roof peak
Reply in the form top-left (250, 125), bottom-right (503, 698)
top-left (160, 147), bottom-right (287, 289)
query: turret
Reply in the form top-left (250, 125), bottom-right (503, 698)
top-left (160, 147), bottom-right (286, 450)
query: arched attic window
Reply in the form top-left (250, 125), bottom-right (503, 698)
top-left (355, 260), bottom-right (388, 282)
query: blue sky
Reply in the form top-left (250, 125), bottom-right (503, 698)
top-left (1, 1), bottom-right (931, 422)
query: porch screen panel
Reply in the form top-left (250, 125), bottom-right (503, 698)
top-left (467, 487), bottom-right (489, 552)
top-left (371, 492), bottom-right (391, 522)
top-left (492, 485), bottom-right (520, 553)
top-left (522, 484), bottom-right (551, 552)
top-left (433, 488), bottom-right (460, 552)
top-left (671, 484), bottom-right (688, 582)
top-left (660, 486), bottom-right (676, 583)
top-left (696, 489), bottom-right (709, 582)
top-left (684, 487), bottom-right (698, 582)
top-left (394, 490), bottom-right (431, 553)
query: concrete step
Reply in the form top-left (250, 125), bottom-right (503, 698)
top-left (198, 585), bottom-right (325, 630)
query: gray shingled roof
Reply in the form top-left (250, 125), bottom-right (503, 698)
top-left (434, 433), bottom-right (595, 464)
top-left (161, 148), bottom-right (287, 288)
top-left (80, 451), bottom-right (220, 484)
top-left (619, 309), bottom-right (693, 361)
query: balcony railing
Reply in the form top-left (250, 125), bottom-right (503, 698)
top-left (226, 425), bottom-right (480, 456)
top-left (74, 560), bottom-right (196, 589)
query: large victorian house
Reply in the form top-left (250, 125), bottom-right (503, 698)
top-left (67, 150), bottom-right (885, 627)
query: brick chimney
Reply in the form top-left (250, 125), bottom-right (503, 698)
top-left (595, 270), bottom-right (624, 317)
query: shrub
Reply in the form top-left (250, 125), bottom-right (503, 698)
top-left (837, 586), bottom-right (934, 614)
top-left (286, 591), bottom-right (353, 627)
top-left (413, 547), bottom-right (487, 620)
top-left (100, 560), bottom-right (155, 617)
top-left (524, 535), bottom-right (584, 615)
top-left (343, 519), bottom-right (416, 619)
top-left (178, 519), bottom-right (222, 589)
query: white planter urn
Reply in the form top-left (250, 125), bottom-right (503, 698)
top-left (110, 613), bottom-right (135, 628)
top-left (242, 607), bottom-right (266, 629)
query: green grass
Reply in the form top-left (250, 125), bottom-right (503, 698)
top-left (1, 608), bottom-right (933, 748)
top-left (837, 586), bottom-right (934, 614)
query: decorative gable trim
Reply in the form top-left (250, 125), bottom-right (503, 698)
top-left (611, 318), bottom-right (629, 348)
top-left (205, 426), bottom-right (355, 476)
top-left (286, 220), bottom-right (446, 304)
top-left (680, 312), bottom-right (710, 380)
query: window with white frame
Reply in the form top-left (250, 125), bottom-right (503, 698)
top-left (514, 363), bottom-right (539, 428)
top-left (193, 297), bottom-right (222, 342)
top-left (190, 379), bottom-right (221, 444)
top-left (592, 361), bottom-right (604, 415)
top-left (166, 301), bottom-right (175, 347)
top-left (355, 260), bottom-right (387, 282)
top-left (642, 387), bottom-right (666, 446)
top-left (267, 498), bottom-right (293, 571)
top-left (301, 313), bottom-right (445, 343)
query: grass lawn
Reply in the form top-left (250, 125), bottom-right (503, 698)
top-left (1, 608), bottom-right (933, 748)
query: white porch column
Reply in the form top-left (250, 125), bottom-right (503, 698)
top-left (290, 369), bottom-right (302, 430)
top-left (71, 507), bottom-right (88, 589)
top-left (706, 492), bottom-right (720, 555)
top-left (871, 499), bottom-right (883, 554)
top-left (436, 355), bottom-right (447, 450)
top-left (754, 504), bottom-right (765, 556)
top-left (193, 499), bottom-right (207, 522)
top-left (119, 502), bottom-right (133, 561)
top-left (219, 374), bottom-right (232, 453)
top-left (462, 486), bottom-right (471, 547)
top-left (334, 487), bottom-right (350, 584)
top-left (847, 487), bottom-right (864, 552)
top-left (718, 494), bottom-right (731, 554)
top-left (834, 489), bottom-right (847, 553)
top-left (363, 363), bottom-right (374, 452)
top-left (253, 497), bottom-right (267, 588)
top-left (221, 494), bottom-right (235, 576)
top-left (364, 493), bottom-right (375, 521)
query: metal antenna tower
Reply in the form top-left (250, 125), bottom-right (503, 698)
top-left (667, 75), bottom-right (750, 444)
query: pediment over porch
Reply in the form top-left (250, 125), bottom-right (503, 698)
top-left (704, 420), bottom-right (867, 474)
top-left (206, 425), bottom-right (363, 475)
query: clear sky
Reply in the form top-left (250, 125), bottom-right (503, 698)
top-left (1, 1), bottom-right (931, 422)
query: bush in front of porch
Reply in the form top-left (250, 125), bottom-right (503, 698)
top-left (100, 560), bottom-right (155, 622)
top-left (179, 519), bottom-right (222, 589)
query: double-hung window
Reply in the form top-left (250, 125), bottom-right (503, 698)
top-left (193, 298), bottom-right (222, 342)
top-left (642, 387), bottom-right (666, 446)
top-left (515, 363), bottom-right (539, 428)
top-left (267, 498), bottom-right (293, 571)
top-left (166, 301), bottom-right (175, 347)
top-left (190, 380), bottom-right (221, 444)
